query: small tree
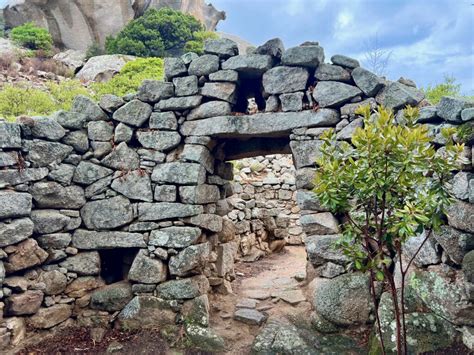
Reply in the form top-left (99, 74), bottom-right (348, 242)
top-left (106, 8), bottom-right (204, 57)
top-left (423, 75), bottom-right (461, 104)
top-left (184, 30), bottom-right (219, 55)
top-left (313, 105), bottom-right (466, 354)
top-left (10, 22), bottom-right (53, 51)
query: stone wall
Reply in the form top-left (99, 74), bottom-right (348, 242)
top-left (0, 37), bottom-right (472, 350)
top-left (226, 154), bottom-right (304, 262)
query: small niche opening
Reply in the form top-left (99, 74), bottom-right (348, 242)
top-left (99, 249), bottom-right (138, 284)
top-left (235, 77), bottom-right (266, 113)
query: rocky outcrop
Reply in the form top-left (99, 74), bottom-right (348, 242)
top-left (3, 0), bottom-right (226, 51)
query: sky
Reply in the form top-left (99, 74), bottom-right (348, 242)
top-left (1, 0), bottom-right (472, 94)
top-left (212, 0), bottom-right (474, 94)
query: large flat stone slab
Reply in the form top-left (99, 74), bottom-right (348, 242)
top-left (72, 229), bottom-right (146, 249)
top-left (234, 308), bottom-right (267, 325)
top-left (180, 109), bottom-right (340, 138)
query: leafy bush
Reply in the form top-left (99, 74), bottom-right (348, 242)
top-left (184, 31), bottom-right (219, 55)
top-left (85, 42), bottom-right (104, 60)
top-left (0, 85), bottom-right (55, 119)
top-left (313, 105), bottom-right (465, 354)
top-left (91, 57), bottom-right (164, 98)
top-left (47, 80), bottom-right (91, 111)
top-left (423, 75), bottom-right (461, 104)
top-left (106, 8), bottom-right (203, 57)
top-left (10, 22), bottom-right (53, 51)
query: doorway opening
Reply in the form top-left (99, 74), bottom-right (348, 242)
top-left (99, 248), bottom-right (138, 284)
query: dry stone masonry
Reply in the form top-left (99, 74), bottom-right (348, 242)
top-left (0, 37), bottom-right (472, 351)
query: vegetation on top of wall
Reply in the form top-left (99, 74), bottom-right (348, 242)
top-left (10, 22), bottom-right (53, 51)
top-left (105, 8), bottom-right (205, 57)
top-left (0, 57), bottom-right (164, 120)
top-left (90, 57), bottom-right (164, 98)
top-left (184, 30), bottom-right (219, 55)
top-left (423, 75), bottom-right (473, 104)
top-left (313, 104), bottom-right (466, 355)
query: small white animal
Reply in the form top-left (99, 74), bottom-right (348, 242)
top-left (246, 97), bottom-right (258, 115)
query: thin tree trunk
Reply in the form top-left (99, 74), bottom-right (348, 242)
top-left (399, 250), bottom-right (408, 354)
top-left (369, 269), bottom-right (386, 355)
top-left (386, 268), bottom-right (403, 355)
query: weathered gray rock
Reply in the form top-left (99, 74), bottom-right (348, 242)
top-left (205, 38), bottom-right (239, 58)
top-left (410, 269), bottom-right (473, 325)
top-left (136, 130), bottom-right (181, 151)
top-left (221, 54), bottom-right (273, 77)
top-left (54, 110), bottom-right (88, 130)
top-left (173, 76), bottom-right (198, 97)
top-left (4, 239), bottom-right (48, 274)
top-left (234, 308), bottom-right (267, 325)
top-left (209, 69), bottom-right (239, 82)
top-left (180, 185), bottom-right (221, 204)
top-left (138, 202), bottom-right (203, 221)
top-left (38, 270), bottom-right (67, 295)
top-left (461, 107), bottom-right (474, 122)
top-left (216, 242), bottom-right (235, 277)
top-left (351, 67), bottom-right (384, 96)
top-left (306, 235), bottom-right (348, 266)
top-left (116, 296), bottom-right (176, 330)
top-left (156, 275), bottom-right (210, 300)
top-left (0, 151), bottom-right (18, 167)
top-left (128, 250), bottom-right (167, 284)
top-left (149, 226), bottom-right (201, 248)
top-left (188, 54), bottom-right (220, 76)
top-left (464, 251), bottom-right (474, 283)
top-left (81, 196), bottom-right (133, 230)
top-left (340, 98), bottom-right (377, 117)
top-left (137, 80), bottom-right (174, 103)
top-left (183, 214), bottom-right (223, 233)
top-left (31, 210), bottom-right (70, 234)
top-left (0, 191), bottom-right (32, 219)
top-left (73, 161), bottom-right (113, 185)
top-left (156, 95), bottom-right (203, 111)
top-left (154, 185), bottom-right (177, 202)
top-left (317, 262), bottom-right (346, 279)
top-left (114, 123), bottom-right (134, 143)
top-left (433, 226), bottom-right (474, 265)
top-left (403, 232), bottom-right (441, 267)
top-left (295, 168), bottom-right (317, 190)
top-left (164, 57), bottom-right (187, 79)
top-left (181, 110), bottom-right (340, 137)
top-left (0, 122), bottom-right (21, 148)
top-left (185, 323), bottom-right (226, 352)
top-left (0, 218), bottom-right (34, 247)
top-left (0, 168), bottom-right (46, 188)
top-left (313, 273), bottom-right (371, 326)
top-left (62, 130), bottom-right (89, 153)
top-left (28, 304), bottom-right (72, 329)
top-left (77, 54), bottom-right (134, 82)
top-left (111, 170), bottom-right (153, 202)
top-left (281, 45), bottom-right (324, 68)
top-left (24, 140), bottom-right (73, 167)
top-left (331, 54), bottom-right (360, 69)
top-left (263, 66), bottom-right (309, 94)
top-left (48, 164), bottom-right (75, 185)
top-left (280, 92), bottom-right (304, 112)
top-left (71, 95), bottom-right (108, 121)
top-left (84, 175), bottom-right (114, 198)
top-left (72, 229), bottom-right (145, 249)
top-left (30, 117), bottom-right (66, 141)
top-left (296, 190), bottom-right (327, 211)
top-left (336, 118), bottom-right (363, 140)
top-left (290, 140), bottom-right (323, 168)
top-left (37, 233), bottom-right (71, 249)
top-left (451, 172), bottom-right (473, 201)
top-left (90, 282), bottom-right (133, 312)
top-left (379, 81), bottom-right (424, 109)
top-left (180, 144), bottom-right (214, 173)
top-left (301, 213), bottom-right (340, 235)
top-left (313, 81), bottom-right (362, 108)
top-left (87, 121), bottom-right (114, 141)
top-left (152, 162), bottom-right (206, 185)
top-left (187, 101), bottom-right (232, 120)
top-left (99, 94), bottom-right (125, 113)
top-left (5, 290), bottom-right (44, 316)
top-left (446, 200), bottom-right (474, 233)
top-left (169, 242), bottom-right (210, 276)
top-left (437, 96), bottom-right (474, 123)
top-left (101, 142), bottom-right (140, 170)
top-left (31, 181), bottom-right (85, 209)
top-left (202, 82), bottom-right (237, 103)
top-left (59, 251), bottom-right (100, 275)
top-left (255, 38), bottom-right (285, 58)
top-left (113, 99), bottom-right (152, 127)
top-left (315, 64), bottom-right (351, 82)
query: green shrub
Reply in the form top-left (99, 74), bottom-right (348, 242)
top-left (0, 85), bottom-right (55, 119)
top-left (10, 22), bottom-right (53, 51)
top-left (47, 80), bottom-right (91, 111)
top-left (85, 42), bottom-right (103, 60)
top-left (184, 31), bottom-right (219, 55)
top-left (106, 8), bottom-right (203, 57)
top-left (91, 57), bottom-right (164, 98)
